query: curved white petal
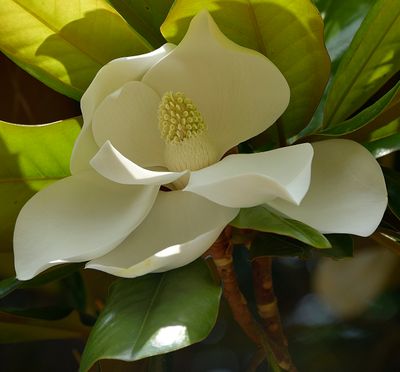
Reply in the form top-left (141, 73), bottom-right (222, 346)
top-left (70, 125), bottom-right (99, 174)
top-left (14, 171), bottom-right (158, 280)
top-left (268, 140), bottom-right (388, 236)
top-left (91, 81), bottom-right (165, 167)
top-left (86, 191), bottom-right (238, 278)
top-left (143, 11), bottom-right (290, 159)
top-left (90, 141), bottom-right (188, 185)
top-left (184, 143), bottom-right (313, 208)
top-left (71, 44), bottom-right (175, 173)
top-left (81, 44), bottom-right (175, 127)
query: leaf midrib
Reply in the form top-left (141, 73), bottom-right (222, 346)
top-left (246, 0), bottom-right (267, 55)
top-left (129, 274), bottom-right (167, 358)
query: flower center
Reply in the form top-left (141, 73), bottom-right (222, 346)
top-left (159, 92), bottom-right (206, 144)
top-left (158, 91), bottom-right (218, 178)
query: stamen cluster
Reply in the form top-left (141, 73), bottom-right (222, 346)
top-left (158, 92), bottom-right (206, 143)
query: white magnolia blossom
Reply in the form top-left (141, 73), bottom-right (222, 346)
top-left (14, 11), bottom-right (387, 280)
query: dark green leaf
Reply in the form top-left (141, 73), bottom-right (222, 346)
top-left (324, 0), bottom-right (400, 125)
top-left (250, 233), bottom-right (313, 259)
top-left (0, 311), bottom-right (89, 343)
top-left (0, 263), bottom-right (83, 300)
top-left (230, 206), bottom-right (331, 249)
top-left (364, 133), bottom-right (400, 158)
top-left (314, 0), bottom-right (375, 68)
top-left (0, 277), bottom-right (20, 300)
top-left (0, 306), bottom-right (72, 321)
top-left (318, 234), bottom-right (353, 259)
top-left (250, 233), bottom-right (352, 260)
top-left (383, 168), bottom-right (400, 220)
top-left (108, 0), bottom-right (173, 48)
top-left (80, 260), bottom-right (221, 371)
top-left (319, 81), bottom-right (400, 136)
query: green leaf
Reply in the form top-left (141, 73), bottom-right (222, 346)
top-left (383, 168), bottom-right (400, 220)
top-left (0, 118), bottom-right (81, 253)
top-left (107, 0), bottom-right (174, 48)
top-left (314, 0), bottom-right (375, 68)
top-left (324, 0), bottom-right (400, 126)
top-left (161, 0), bottom-right (330, 139)
top-left (0, 277), bottom-right (20, 299)
top-left (80, 260), bottom-right (221, 371)
top-left (364, 132), bottom-right (400, 158)
top-left (0, 311), bottom-right (89, 343)
top-left (250, 233), bottom-right (352, 260)
top-left (0, 1), bottom-right (152, 100)
top-left (318, 234), bottom-right (353, 259)
top-left (318, 80), bottom-right (400, 136)
top-left (250, 233), bottom-right (313, 259)
top-left (0, 306), bottom-right (72, 321)
top-left (230, 205), bottom-right (331, 249)
top-left (0, 263), bottom-right (83, 301)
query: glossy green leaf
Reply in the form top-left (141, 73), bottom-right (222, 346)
top-left (230, 205), bottom-right (331, 248)
top-left (108, 0), bottom-right (174, 47)
top-left (0, 118), bottom-right (81, 253)
top-left (161, 0), bottom-right (330, 139)
top-left (324, 0), bottom-right (400, 126)
top-left (383, 168), bottom-right (400, 220)
top-left (80, 260), bottom-right (221, 371)
top-left (0, 311), bottom-right (89, 343)
top-left (319, 80), bottom-right (400, 136)
top-left (0, 1), bottom-right (152, 100)
top-left (314, 0), bottom-right (375, 68)
top-left (295, 0), bottom-right (375, 140)
top-left (364, 133), bottom-right (400, 158)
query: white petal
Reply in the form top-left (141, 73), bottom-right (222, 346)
top-left (90, 141), bottom-right (188, 185)
top-left (14, 171), bottom-right (158, 280)
top-left (70, 125), bottom-right (99, 174)
top-left (143, 11), bottom-right (290, 159)
top-left (86, 191), bottom-right (238, 277)
top-left (268, 140), bottom-right (388, 236)
top-left (184, 143), bottom-right (313, 208)
top-left (91, 81), bottom-right (165, 167)
top-left (81, 44), bottom-right (175, 126)
top-left (71, 44), bottom-right (175, 173)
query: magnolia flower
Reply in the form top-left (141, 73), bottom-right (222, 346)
top-left (14, 11), bottom-right (387, 281)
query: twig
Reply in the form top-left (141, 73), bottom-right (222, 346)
top-left (252, 257), bottom-right (297, 372)
top-left (204, 227), bottom-right (261, 345)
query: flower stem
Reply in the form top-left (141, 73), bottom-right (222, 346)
top-left (205, 227), bottom-right (261, 345)
top-left (252, 257), bottom-right (297, 372)
top-left (204, 228), bottom-right (291, 371)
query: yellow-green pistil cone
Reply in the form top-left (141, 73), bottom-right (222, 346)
top-left (158, 91), bottom-right (218, 175)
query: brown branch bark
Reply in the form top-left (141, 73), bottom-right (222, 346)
top-left (252, 257), bottom-right (297, 372)
top-left (204, 226), bottom-right (261, 345)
